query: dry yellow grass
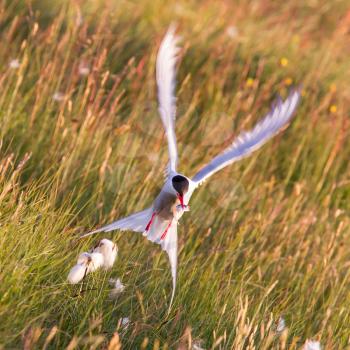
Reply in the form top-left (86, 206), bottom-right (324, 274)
top-left (0, 0), bottom-right (350, 348)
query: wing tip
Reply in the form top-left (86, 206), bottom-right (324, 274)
top-left (158, 24), bottom-right (181, 58)
top-left (274, 85), bottom-right (302, 107)
top-left (79, 228), bottom-right (101, 239)
top-left (165, 23), bottom-right (181, 42)
top-left (166, 23), bottom-right (177, 36)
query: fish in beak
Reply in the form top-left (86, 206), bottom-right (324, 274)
top-left (177, 193), bottom-right (185, 209)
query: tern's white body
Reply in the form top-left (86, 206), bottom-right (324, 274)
top-left (81, 26), bottom-right (301, 309)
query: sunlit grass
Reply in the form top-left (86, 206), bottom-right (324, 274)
top-left (0, 0), bottom-right (350, 348)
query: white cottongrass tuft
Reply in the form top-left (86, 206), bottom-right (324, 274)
top-left (119, 317), bottom-right (130, 329)
top-left (303, 340), bottom-right (321, 350)
top-left (53, 92), bottom-right (65, 102)
top-left (77, 251), bottom-right (104, 272)
top-left (226, 26), bottom-right (238, 39)
top-left (147, 152), bottom-right (159, 163)
top-left (76, 252), bottom-right (91, 265)
top-left (92, 238), bottom-right (117, 270)
top-left (78, 63), bottom-right (90, 76)
top-left (67, 239), bottom-right (117, 285)
top-left (67, 251), bottom-right (104, 284)
top-left (192, 339), bottom-right (206, 350)
top-left (75, 9), bottom-right (83, 27)
top-left (276, 317), bottom-right (286, 332)
top-left (67, 264), bottom-right (87, 284)
top-left (9, 59), bottom-right (20, 69)
top-left (87, 252), bottom-right (104, 272)
top-left (109, 278), bottom-right (125, 298)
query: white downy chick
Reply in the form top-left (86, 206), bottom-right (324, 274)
top-left (93, 239), bottom-right (117, 270)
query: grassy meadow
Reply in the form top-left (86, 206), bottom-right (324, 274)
top-left (1, 0), bottom-right (350, 348)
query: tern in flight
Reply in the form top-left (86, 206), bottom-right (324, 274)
top-left (82, 26), bottom-right (301, 307)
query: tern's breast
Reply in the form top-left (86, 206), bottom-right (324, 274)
top-left (154, 191), bottom-right (178, 220)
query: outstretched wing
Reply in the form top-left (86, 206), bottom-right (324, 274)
top-left (157, 25), bottom-right (180, 173)
top-left (81, 211), bottom-right (178, 308)
top-left (80, 208), bottom-right (153, 237)
top-left (192, 88), bottom-right (301, 185)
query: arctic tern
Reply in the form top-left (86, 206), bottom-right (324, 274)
top-left (81, 26), bottom-right (301, 307)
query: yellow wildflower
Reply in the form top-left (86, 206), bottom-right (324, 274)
top-left (284, 77), bottom-right (293, 86)
top-left (246, 77), bottom-right (254, 87)
top-left (280, 57), bottom-right (288, 67)
top-left (330, 105), bottom-right (337, 114)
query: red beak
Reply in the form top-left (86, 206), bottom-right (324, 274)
top-left (177, 194), bottom-right (185, 209)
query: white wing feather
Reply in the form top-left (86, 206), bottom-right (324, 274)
top-left (192, 88), bottom-right (301, 185)
top-left (157, 26), bottom-right (180, 173)
top-left (80, 208), bottom-right (153, 237)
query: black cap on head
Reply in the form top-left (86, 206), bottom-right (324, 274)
top-left (172, 175), bottom-right (189, 196)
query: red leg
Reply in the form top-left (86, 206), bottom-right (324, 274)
top-left (160, 221), bottom-right (172, 240)
top-left (145, 212), bottom-right (156, 232)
